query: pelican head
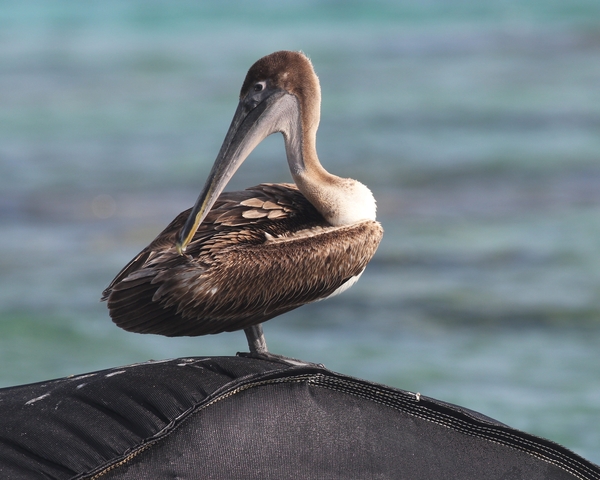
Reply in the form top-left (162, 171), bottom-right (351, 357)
top-left (177, 51), bottom-right (375, 254)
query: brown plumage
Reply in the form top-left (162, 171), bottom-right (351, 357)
top-left (102, 51), bottom-right (383, 354)
top-left (102, 183), bottom-right (383, 337)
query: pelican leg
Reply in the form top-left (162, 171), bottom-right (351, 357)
top-left (244, 324), bottom-right (268, 354)
top-left (239, 324), bottom-right (318, 367)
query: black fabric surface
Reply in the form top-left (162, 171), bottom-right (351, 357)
top-left (0, 356), bottom-right (597, 479)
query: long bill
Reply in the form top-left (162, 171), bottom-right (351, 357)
top-left (176, 89), bottom-right (288, 254)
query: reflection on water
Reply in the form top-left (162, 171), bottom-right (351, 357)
top-left (1, 0), bottom-right (599, 464)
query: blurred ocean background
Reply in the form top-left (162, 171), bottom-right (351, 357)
top-left (1, 0), bottom-right (599, 463)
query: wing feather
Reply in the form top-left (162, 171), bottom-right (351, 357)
top-left (102, 183), bottom-right (383, 337)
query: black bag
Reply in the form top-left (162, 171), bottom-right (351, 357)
top-left (0, 356), bottom-right (598, 479)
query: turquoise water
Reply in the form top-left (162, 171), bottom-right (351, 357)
top-left (1, 0), bottom-right (600, 464)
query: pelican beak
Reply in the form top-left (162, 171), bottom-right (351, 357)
top-left (176, 89), bottom-right (287, 254)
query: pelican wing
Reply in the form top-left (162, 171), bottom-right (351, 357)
top-left (102, 184), bottom-right (383, 337)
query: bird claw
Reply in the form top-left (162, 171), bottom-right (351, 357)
top-left (236, 350), bottom-right (321, 368)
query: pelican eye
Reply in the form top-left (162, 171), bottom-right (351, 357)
top-left (253, 82), bottom-right (264, 92)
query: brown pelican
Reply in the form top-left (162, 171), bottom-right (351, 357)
top-left (102, 51), bottom-right (383, 356)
